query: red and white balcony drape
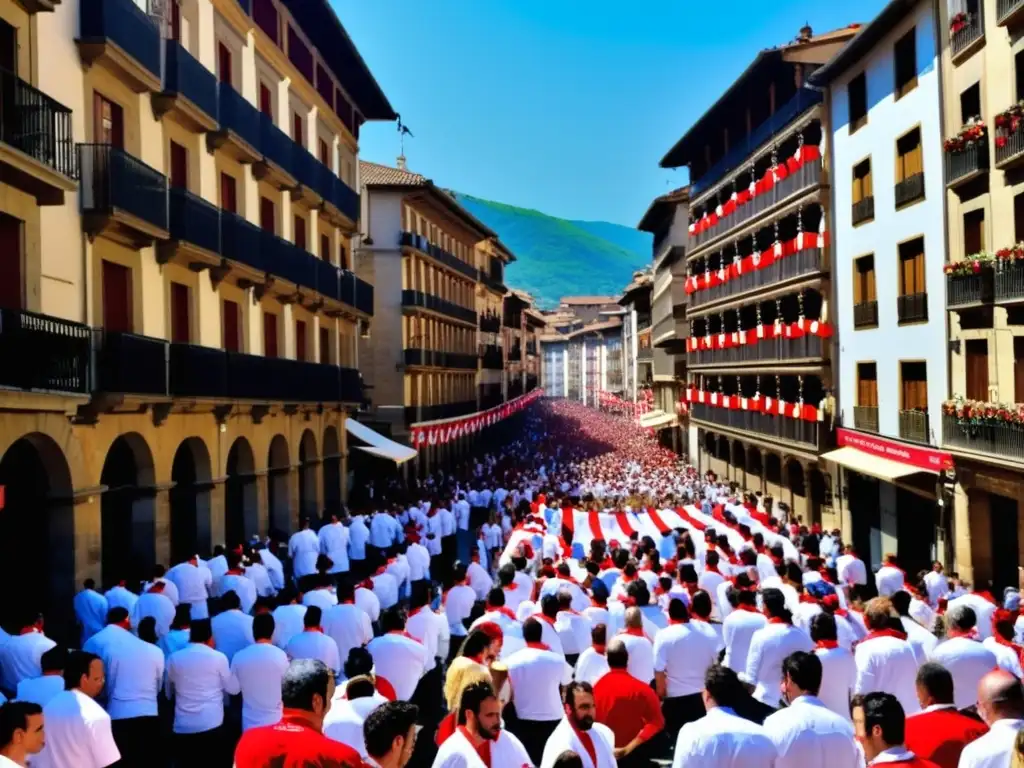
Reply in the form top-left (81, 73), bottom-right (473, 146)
top-left (684, 386), bottom-right (824, 422)
top-left (687, 143), bottom-right (823, 238)
top-left (410, 389), bottom-right (543, 447)
top-left (686, 318), bottom-right (833, 353)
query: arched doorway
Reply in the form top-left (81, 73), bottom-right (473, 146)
top-left (170, 438), bottom-right (213, 563)
top-left (225, 438), bottom-right (257, 547)
top-left (0, 434), bottom-right (75, 636)
top-left (298, 429), bottom-right (318, 523)
top-left (786, 459), bottom-right (807, 522)
top-left (322, 426), bottom-right (341, 515)
top-left (100, 433), bottom-right (156, 590)
top-left (267, 434), bottom-right (291, 537)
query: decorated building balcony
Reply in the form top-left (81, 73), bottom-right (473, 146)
top-left (687, 121), bottom-right (823, 251)
top-left (994, 104), bottom-right (1024, 170)
top-left (686, 204), bottom-right (826, 310)
top-left (479, 312), bottom-right (501, 333)
top-left (994, 249), bottom-right (1024, 304)
top-left (944, 121), bottom-right (988, 187)
top-left (401, 289), bottom-right (477, 326)
top-left (254, 112), bottom-right (297, 190)
top-left (852, 197), bottom-right (874, 226)
top-left (478, 267), bottom-right (506, 294)
top-left (77, 0), bottom-right (161, 93)
top-left (154, 40), bottom-right (219, 132)
top-left (0, 308), bottom-right (90, 394)
top-left (946, 259), bottom-right (995, 309)
top-left (894, 172), bottom-right (925, 208)
top-left (943, 409), bottom-right (1024, 463)
top-left (951, 4), bottom-right (985, 62)
top-left (399, 231), bottom-right (478, 281)
top-left (997, 0), bottom-right (1024, 27)
top-left (159, 187), bottom-right (221, 268)
top-left (897, 292), bottom-right (929, 323)
top-left (79, 143), bottom-right (168, 245)
top-left (479, 383), bottom-right (503, 409)
top-left (403, 348), bottom-right (477, 370)
top-left (853, 301), bottom-right (878, 329)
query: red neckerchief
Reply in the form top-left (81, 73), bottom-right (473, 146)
top-left (734, 603), bottom-right (757, 612)
top-left (770, 554), bottom-right (783, 566)
top-left (18, 627), bottom-right (41, 636)
top-left (502, 583), bottom-right (519, 592)
top-left (589, 600), bottom-right (607, 610)
top-left (668, 618), bottom-right (688, 625)
top-left (225, 569), bottom-right (244, 577)
top-left (572, 724), bottom-right (598, 768)
top-left (525, 641), bottom-right (549, 651)
top-left (592, 644), bottom-right (606, 655)
top-left (489, 606), bottom-right (517, 620)
top-left (767, 616), bottom-right (790, 625)
top-left (409, 605), bottom-right (426, 618)
top-left (863, 628), bottom-right (908, 642)
top-left (705, 565), bottom-right (721, 575)
top-left (388, 630), bottom-right (422, 644)
top-left (755, 545), bottom-right (766, 555)
top-left (798, 593), bottom-right (818, 605)
top-left (816, 639), bottom-right (839, 650)
top-left (685, 583), bottom-right (699, 597)
top-left (818, 569), bottom-right (833, 584)
top-left (599, 558), bottom-right (615, 570)
top-left (976, 591), bottom-right (998, 605)
top-left (340, 599), bottom-right (355, 605)
top-left (467, 653), bottom-right (485, 664)
top-left (621, 626), bottom-right (645, 637)
top-left (305, 627), bottom-right (323, 634)
top-left (458, 726), bottom-right (493, 766)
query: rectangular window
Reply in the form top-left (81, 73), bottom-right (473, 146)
top-left (852, 158), bottom-right (872, 204)
top-left (894, 28), bottom-right (917, 99)
top-left (896, 128), bottom-right (923, 183)
top-left (854, 254), bottom-right (877, 304)
top-left (901, 361), bottom-right (928, 411)
top-left (339, 243), bottom-right (348, 270)
top-left (960, 83), bottom-right (981, 124)
top-left (223, 299), bottom-right (241, 352)
top-left (260, 197), bottom-right (275, 234)
top-left (217, 43), bottom-right (232, 85)
top-left (170, 282), bottom-right (190, 343)
top-left (966, 339), bottom-right (989, 402)
top-left (857, 362), bottom-right (878, 406)
top-left (259, 83), bottom-right (273, 117)
top-left (169, 141), bottom-right (188, 189)
top-left (319, 327), bottom-right (331, 364)
top-left (848, 73), bottom-right (867, 133)
top-left (0, 212), bottom-right (22, 310)
top-left (964, 208), bottom-right (985, 256)
top-left (101, 260), bottom-right (133, 333)
top-left (899, 237), bottom-right (926, 296)
top-left (293, 215), bottom-right (306, 251)
top-left (263, 312), bottom-right (278, 358)
top-left (293, 113), bottom-right (304, 147)
top-left (295, 320), bottom-right (307, 361)
top-left (320, 234), bottom-right (330, 262)
top-left (94, 92), bottom-right (124, 147)
top-left (1016, 50), bottom-right (1024, 103)
top-left (0, 18), bottom-right (17, 75)
top-left (319, 139), bottom-right (330, 167)
top-left (220, 173), bottom-right (237, 213)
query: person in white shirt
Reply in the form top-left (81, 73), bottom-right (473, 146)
top-left (318, 513), bottom-right (351, 578)
top-left (323, 675), bottom-right (393, 759)
top-left (347, 515), bottom-right (370, 580)
top-left (165, 557), bottom-right (211, 621)
top-left (322, 581), bottom-right (373, 666)
top-left (948, 590), bottom-right (998, 641)
top-left (835, 545), bottom-right (867, 588)
top-left (302, 573), bottom-right (340, 614)
top-left (672, 664), bottom-right (778, 768)
top-left (433, 679), bottom-right (532, 768)
top-left (810, 612), bottom-right (856, 722)
top-left (540, 681), bottom-right (618, 768)
top-left (205, 547), bottom-right (229, 585)
top-left (209, 590), bottom-right (254, 663)
top-left (986, 608), bottom-right (1024, 679)
top-left (243, 551), bottom-right (275, 599)
top-left (372, 566), bottom-right (400, 611)
top-left (289, 518), bottom-right (321, 579)
top-left (875, 555), bottom-right (906, 598)
top-left (285, 606), bottom-right (341, 676)
top-left (554, 592), bottom-right (592, 664)
top-left (959, 669), bottom-right (1024, 768)
top-left (618, 607), bottom-right (655, 684)
top-left (928, 603), bottom-right (998, 710)
top-left (762, 651), bottom-right (860, 768)
top-left (854, 596), bottom-right (920, 716)
top-left (103, 582), bottom-right (138, 616)
top-left (891, 591), bottom-right (938, 666)
top-left (164, 618), bottom-right (239, 765)
top-left (922, 562), bottom-right (948, 607)
top-left (34, 651), bottom-right (120, 768)
top-left (850, 691), bottom-right (929, 768)
top-left (368, 510), bottom-right (400, 562)
top-left (445, 563), bottom-right (477, 660)
top-left (130, 580), bottom-right (176, 638)
top-left (405, 535), bottom-right (432, 601)
top-left (229, 612), bottom-right (289, 731)
top-left (0, 613), bottom-right (56, 697)
top-left (367, 607), bottom-right (428, 702)
top-left (73, 579), bottom-right (109, 646)
top-left (655, 598), bottom-right (720, 734)
top-left (721, 580), bottom-right (767, 675)
top-left (215, 552), bottom-right (258, 614)
top-left (744, 588), bottom-right (814, 711)
top-left (15, 645), bottom-right (65, 708)
top-left (159, 605), bottom-right (192, 660)
top-left (574, 624), bottom-right (611, 687)
top-left (466, 556), bottom-right (493, 601)
top-left (0, 699), bottom-right (46, 767)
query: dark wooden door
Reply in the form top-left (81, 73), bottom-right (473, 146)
top-left (319, 327), bottom-right (330, 363)
top-left (170, 282), bottom-right (190, 343)
top-left (259, 83), bottom-right (272, 116)
top-left (1015, 336), bottom-right (1024, 403)
top-left (223, 299), bottom-right (241, 352)
top-left (220, 173), bottom-right (237, 213)
top-left (102, 260), bottom-right (132, 332)
top-left (295, 320), bottom-right (307, 361)
top-left (0, 213), bottom-right (22, 310)
top-left (169, 141), bottom-right (188, 189)
top-left (260, 197), bottom-right (275, 234)
top-left (293, 215), bottom-right (305, 250)
top-left (263, 312), bottom-right (278, 358)
top-left (0, 19), bottom-right (17, 75)
top-left (966, 339), bottom-right (989, 402)
top-left (94, 93), bottom-right (124, 148)
top-left (217, 43), bottom-right (232, 85)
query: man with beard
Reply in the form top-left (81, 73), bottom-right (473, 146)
top-left (540, 682), bottom-right (617, 768)
top-left (430, 680), bottom-right (531, 768)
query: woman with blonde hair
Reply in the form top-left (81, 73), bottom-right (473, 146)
top-left (436, 657), bottom-right (495, 745)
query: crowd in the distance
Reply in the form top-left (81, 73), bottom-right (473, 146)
top-left (0, 399), bottom-right (1022, 767)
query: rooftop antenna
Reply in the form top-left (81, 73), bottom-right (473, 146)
top-left (396, 116), bottom-right (414, 169)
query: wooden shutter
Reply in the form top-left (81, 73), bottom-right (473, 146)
top-left (102, 260), bottom-right (133, 333)
top-left (94, 92), bottom-right (124, 148)
top-left (852, 167), bottom-right (862, 205)
top-left (853, 260), bottom-right (863, 304)
top-left (1014, 193), bottom-right (1024, 245)
top-left (293, 113), bottom-right (304, 147)
top-left (914, 250), bottom-right (926, 295)
top-left (260, 197), bottom-right (275, 234)
top-left (966, 339), bottom-right (989, 401)
top-left (259, 83), bottom-right (273, 117)
top-left (296, 320), bottom-right (307, 361)
top-left (0, 213), bottom-right (22, 310)
top-left (169, 141), bottom-right (188, 189)
top-left (858, 363), bottom-right (878, 406)
top-left (319, 327), bottom-right (330, 364)
top-left (217, 43), bottom-right (232, 85)
top-left (263, 312), bottom-right (278, 358)
top-left (867, 262), bottom-right (877, 301)
top-left (319, 139), bottom-right (329, 166)
top-left (220, 173), bottom-right (237, 213)
top-left (965, 209), bottom-right (985, 255)
top-left (339, 243), bottom-right (348, 270)
top-left (902, 362), bottom-right (927, 410)
top-left (223, 299), bottom-right (241, 352)
top-left (320, 234), bottom-right (330, 261)
top-left (1015, 336), bottom-right (1024, 403)
top-left (170, 282), bottom-right (190, 343)
top-left (293, 215), bottom-right (306, 250)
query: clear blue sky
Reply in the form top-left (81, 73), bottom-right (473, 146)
top-left (335, 0), bottom-right (890, 227)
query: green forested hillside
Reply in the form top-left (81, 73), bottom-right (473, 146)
top-left (454, 194), bottom-right (651, 308)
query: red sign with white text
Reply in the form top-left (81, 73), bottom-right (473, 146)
top-left (837, 428), bottom-right (954, 472)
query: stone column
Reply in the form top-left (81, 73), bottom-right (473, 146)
top-left (256, 472), bottom-right (270, 538)
top-left (73, 492), bottom-right (102, 588)
top-left (288, 466), bottom-right (301, 533)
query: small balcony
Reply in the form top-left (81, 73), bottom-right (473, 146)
top-left (158, 187), bottom-right (222, 269)
top-left (254, 113), bottom-right (297, 190)
top-left (401, 289), bottom-right (477, 326)
top-left (481, 344), bottom-right (503, 370)
top-left (0, 308), bottom-right (90, 394)
top-left (898, 410), bottom-right (930, 443)
top-left (853, 301), bottom-right (878, 329)
top-left (79, 143), bottom-right (169, 245)
top-left (319, 175), bottom-right (360, 229)
top-left (220, 211), bottom-right (265, 279)
top-left (478, 268), bottom-right (506, 294)
top-left (690, 247), bottom-right (823, 308)
top-left (946, 270), bottom-right (994, 309)
top-left (853, 406), bottom-right (879, 433)
top-left (404, 349), bottom-right (477, 370)
top-left (894, 172), bottom-right (925, 208)
top-left (509, 343), bottom-right (522, 361)
top-left (943, 414), bottom-right (1024, 463)
top-left (996, 261), bottom-right (1024, 304)
top-left (852, 197), bottom-right (874, 226)
top-left (689, 334), bottom-right (825, 367)
top-left (208, 84), bottom-right (261, 164)
top-left (897, 292), bottom-right (928, 324)
top-left (93, 330), bottom-right (168, 396)
top-left (154, 40), bottom-right (218, 133)
top-left (951, 7), bottom-right (985, 62)
top-left (479, 313), bottom-right (501, 334)
top-left (997, 0), bottom-right (1024, 27)
top-left (77, 0), bottom-right (161, 93)
top-left (262, 232), bottom-right (314, 294)
top-left (945, 141), bottom-right (988, 188)
top-left (288, 147), bottom-right (322, 209)
top-left (399, 231), bottom-right (478, 281)
top-left (690, 402), bottom-right (826, 451)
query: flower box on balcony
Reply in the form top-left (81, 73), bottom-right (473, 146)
top-left (944, 118), bottom-right (989, 186)
top-left (995, 252), bottom-right (1024, 303)
top-left (995, 103), bottom-right (1024, 168)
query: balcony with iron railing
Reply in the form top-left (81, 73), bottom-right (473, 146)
top-left (894, 172), bottom-right (925, 208)
top-left (0, 67), bottom-right (77, 203)
top-left (947, 269), bottom-right (994, 309)
top-left (852, 197), bottom-right (874, 226)
top-left (79, 143), bottom-right (169, 241)
top-left (478, 268), bottom-right (506, 293)
top-left (898, 410), bottom-right (930, 443)
top-left (690, 334), bottom-right (825, 367)
top-left (689, 247), bottom-right (823, 309)
top-left (481, 344), bottom-right (503, 370)
top-left (943, 413), bottom-right (1024, 462)
top-left (997, 0), bottom-right (1024, 27)
top-left (897, 292), bottom-right (929, 324)
top-left (403, 348), bottom-right (477, 370)
top-left (690, 401), bottom-right (827, 451)
top-left (853, 301), bottom-right (878, 329)
top-left (0, 308), bottom-right (91, 394)
top-left (951, 5), bottom-right (985, 60)
top-left (945, 140), bottom-right (988, 187)
top-left (211, 83), bottom-right (261, 162)
top-left (479, 313), bottom-right (501, 333)
top-left (77, 0), bottom-right (161, 92)
top-left (997, 261), bottom-right (1024, 303)
top-left (995, 111), bottom-right (1024, 169)
top-left (156, 40), bottom-right (218, 132)
top-left (853, 406), bottom-right (879, 433)
top-left (401, 289), bottom-right (477, 325)
top-left (399, 231), bottom-right (478, 281)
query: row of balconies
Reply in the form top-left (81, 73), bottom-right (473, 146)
top-left (690, 247), bottom-right (823, 309)
top-left (402, 348), bottom-right (477, 370)
top-left (78, 144), bottom-right (372, 316)
top-left (481, 344), bottom-right (504, 369)
top-left (479, 313), bottom-right (502, 333)
top-left (0, 306), bottom-right (362, 402)
top-left (689, 335), bottom-right (824, 367)
top-left (946, 262), bottom-right (1024, 309)
top-left (690, 401), bottom-right (826, 451)
top-left (405, 400), bottom-right (477, 425)
top-left (400, 289), bottom-right (477, 326)
top-left (850, 293), bottom-right (928, 328)
top-left (399, 231), bottom-right (479, 281)
top-left (852, 406), bottom-right (930, 444)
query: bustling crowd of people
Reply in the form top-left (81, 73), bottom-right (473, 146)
top-left (1, 399), bottom-right (1023, 767)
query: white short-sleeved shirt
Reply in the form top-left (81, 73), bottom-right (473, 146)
top-left (574, 647), bottom-right (610, 686)
top-left (230, 641), bottom-right (289, 731)
top-left (166, 643), bottom-right (238, 734)
top-left (35, 689), bottom-right (121, 768)
top-left (672, 706), bottom-right (777, 768)
top-left (210, 609), bottom-right (254, 663)
top-left (323, 603), bottom-right (373, 665)
top-left (815, 645), bottom-right (856, 722)
top-left (928, 636), bottom-right (998, 710)
top-left (271, 604), bottom-right (307, 649)
top-left (15, 674), bottom-right (64, 707)
top-left (445, 585), bottom-right (477, 638)
top-left (366, 633), bottom-right (427, 702)
top-left (762, 695), bottom-right (860, 768)
top-left (286, 630), bottom-right (341, 676)
top-left (654, 622), bottom-right (719, 698)
top-left (505, 646), bottom-right (572, 722)
top-left (97, 625), bottom-right (165, 720)
top-left (619, 631), bottom-right (655, 684)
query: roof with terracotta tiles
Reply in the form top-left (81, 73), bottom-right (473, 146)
top-left (359, 160), bottom-right (428, 187)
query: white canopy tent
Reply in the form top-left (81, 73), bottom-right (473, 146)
top-left (345, 419), bottom-right (418, 464)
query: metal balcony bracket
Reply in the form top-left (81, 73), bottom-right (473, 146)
top-left (305, 297), bottom-right (324, 313)
top-left (282, 404), bottom-right (299, 416)
top-left (276, 291), bottom-right (300, 306)
top-left (72, 392), bottom-right (125, 425)
top-left (155, 242), bottom-right (178, 265)
top-left (250, 404), bottom-right (271, 425)
top-left (253, 277), bottom-right (274, 301)
top-left (151, 402), bottom-right (173, 427)
top-left (213, 404), bottom-right (233, 425)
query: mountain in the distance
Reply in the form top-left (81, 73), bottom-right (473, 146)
top-left (454, 194), bottom-right (651, 309)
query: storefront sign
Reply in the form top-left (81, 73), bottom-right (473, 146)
top-left (837, 428), bottom-right (954, 472)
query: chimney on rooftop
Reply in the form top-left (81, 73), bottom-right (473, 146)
top-left (798, 23), bottom-right (812, 42)
top-left (396, 155), bottom-right (407, 171)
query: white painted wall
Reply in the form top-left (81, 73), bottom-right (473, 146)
top-left (829, 0), bottom-right (947, 444)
